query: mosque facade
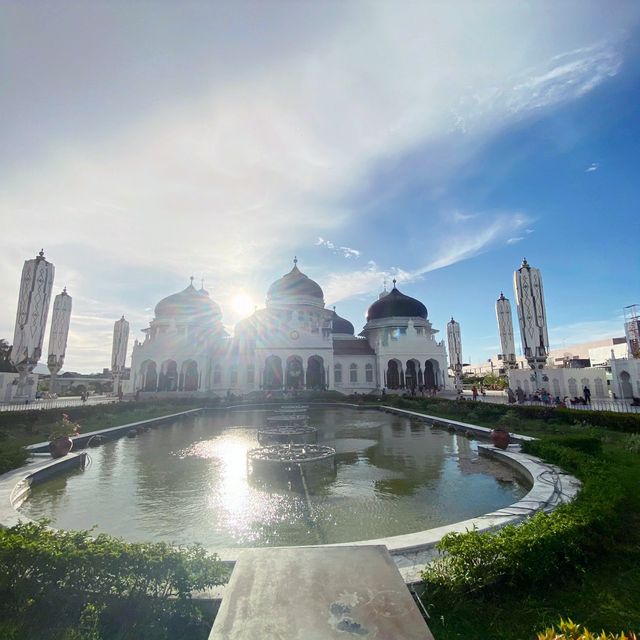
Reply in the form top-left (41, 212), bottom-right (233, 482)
top-left (126, 260), bottom-right (450, 396)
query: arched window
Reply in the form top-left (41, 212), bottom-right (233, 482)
top-left (568, 378), bottom-right (578, 396)
top-left (350, 363), bottom-right (358, 383)
top-left (230, 366), bottom-right (238, 385)
top-left (334, 363), bottom-right (342, 384)
top-left (247, 365), bottom-right (255, 384)
top-left (213, 364), bottom-right (222, 385)
top-left (365, 363), bottom-right (373, 383)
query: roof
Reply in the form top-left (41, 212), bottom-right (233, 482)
top-left (332, 338), bottom-right (375, 355)
top-left (366, 285), bottom-right (428, 321)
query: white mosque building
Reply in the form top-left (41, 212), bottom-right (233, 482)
top-left (126, 259), bottom-right (450, 396)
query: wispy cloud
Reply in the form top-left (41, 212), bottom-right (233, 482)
top-left (316, 237), bottom-right (360, 259)
top-left (585, 162), bottom-right (600, 172)
top-left (507, 237), bottom-right (524, 244)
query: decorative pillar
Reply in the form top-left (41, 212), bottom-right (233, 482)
top-left (111, 316), bottom-right (130, 397)
top-left (446, 317), bottom-right (462, 393)
top-left (496, 293), bottom-right (517, 370)
top-left (513, 258), bottom-right (549, 387)
top-left (10, 250), bottom-right (55, 398)
top-left (47, 287), bottom-right (72, 395)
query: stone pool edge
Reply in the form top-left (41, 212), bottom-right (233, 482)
top-left (0, 403), bottom-right (581, 586)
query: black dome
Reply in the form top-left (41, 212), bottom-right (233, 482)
top-left (331, 310), bottom-right (354, 335)
top-left (267, 261), bottom-right (324, 303)
top-left (366, 286), bottom-right (427, 321)
top-left (155, 283), bottom-right (221, 320)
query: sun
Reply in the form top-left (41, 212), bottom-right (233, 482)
top-left (231, 292), bottom-right (255, 318)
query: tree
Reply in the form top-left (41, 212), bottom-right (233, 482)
top-left (0, 339), bottom-right (16, 373)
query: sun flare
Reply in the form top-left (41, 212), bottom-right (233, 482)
top-left (231, 292), bottom-right (255, 318)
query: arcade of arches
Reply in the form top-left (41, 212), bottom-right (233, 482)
top-left (263, 355), bottom-right (327, 390)
top-left (384, 358), bottom-right (442, 391)
top-left (139, 359), bottom-right (200, 393)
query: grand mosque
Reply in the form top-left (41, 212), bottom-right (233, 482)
top-left (126, 259), bottom-right (450, 396)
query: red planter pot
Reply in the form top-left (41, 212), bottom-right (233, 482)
top-left (48, 436), bottom-right (73, 458)
top-left (490, 429), bottom-right (510, 450)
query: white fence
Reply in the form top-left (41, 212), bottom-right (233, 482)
top-left (0, 396), bottom-right (118, 413)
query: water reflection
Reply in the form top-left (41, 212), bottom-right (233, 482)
top-left (20, 408), bottom-right (527, 548)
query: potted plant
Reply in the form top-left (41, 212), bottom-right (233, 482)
top-left (48, 413), bottom-right (80, 458)
top-left (490, 425), bottom-right (510, 449)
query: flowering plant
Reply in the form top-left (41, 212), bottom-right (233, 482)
top-left (49, 413), bottom-right (81, 441)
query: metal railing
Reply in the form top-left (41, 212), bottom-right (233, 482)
top-left (0, 396), bottom-right (119, 413)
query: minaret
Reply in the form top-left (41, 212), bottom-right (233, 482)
top-left (47, 287), bottom-right (72, 394)
top-left (495, 292), bottom-right (517, 370)
top-left (111, 315), bottom-right (130, 397)
top-left (446, 317), bottom-right (462, 393)
top-left (513, 258), bottom-right (549, 373)
top-left (10, 249), bottom-right (55, 398)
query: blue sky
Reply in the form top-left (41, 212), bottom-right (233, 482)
top-left (1, 2), bottom-right (639, 372)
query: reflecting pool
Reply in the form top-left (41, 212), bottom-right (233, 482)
top-left (20, 407), bottom-right (527, 548)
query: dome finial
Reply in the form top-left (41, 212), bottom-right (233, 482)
top-left (293, 255), bottom-right (298, 266)
top-left (392, 278), bottom-right (397, 288)
top-left (189, 275), bottom-right (194, 286)
top-left (333, 305), bottom-right (336, 312)
top-left (521, 257), bottom-right (529, 268)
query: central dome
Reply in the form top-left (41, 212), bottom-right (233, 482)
top-left (155, 282), bottom-right (221, 321)
top-left (366, 284), bottom-right (428, 322)
top-left (267, 259), bottom-right (324, 305)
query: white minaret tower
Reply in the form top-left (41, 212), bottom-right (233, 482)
top-left (111, 315), bottom-right (130, 397)
top-left (513, 258), bottom-right (549, 376)
top-left (10, 249), bottom-right (55, 398)
top-left (47, 287), bottom-right (73, 394)
top-left (496, 292), bottom-right (517, 370)
top-left (446, 317), bottom-right (462, 393)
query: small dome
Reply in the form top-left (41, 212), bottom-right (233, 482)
top-left (331, 309), bottom-right (354, 335)
top-left (267, 259), bottom-right (324, 304)
top-left (155, 282), bottom-right (221, 321)
top-left (366, 284), bottom-right (427, 321)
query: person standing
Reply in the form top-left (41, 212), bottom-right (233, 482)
top-left (472, 385), bottom-right (478, 401)
top-left (583, 386), bottom-right (591, 403)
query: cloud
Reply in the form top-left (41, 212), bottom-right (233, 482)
top-left (507, 237), bottom-right (524, 244)
top-left (316, 237), bottom-right (360, 259)
top-left (325, 209), bottom-right (533, 303)
top-left (585, 162), bottom-right (600, 172)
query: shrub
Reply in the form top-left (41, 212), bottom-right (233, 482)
top-left (624, 433), bottom-right (640, 454)
top-left (537, 618), bottom-right (638, 640)
top-left (421, 441), bottom-right (625, 598)
top-left (542, 435), bottom-right (602, 456)
top-left (0, 442), bottom-right (28, 475)
top-left (0, 521), bottom-right (230, 639)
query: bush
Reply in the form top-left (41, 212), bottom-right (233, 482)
top-left (0, 521), bottom-right (230, 640)
top-left (537, 618), bottom-right (638, 639)
top-left (542, 435), bottom-right (602, 456)
top-left (421, 441), bottom-right (625, 598)
top-left (0, 442), bottom-right (28, 475)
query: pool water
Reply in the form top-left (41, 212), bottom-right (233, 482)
top-left (20, 407), bottom-right (527, 548)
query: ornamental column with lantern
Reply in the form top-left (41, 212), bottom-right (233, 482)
top-left (47, 287), bottom-right (72, 395)
top-left (446, 317), bottom-right (462, 394)
top-left (513, 258), bottom-right (549, 388)
top-left (496, 292), bottom-right (517, 370)
top-left (111, 315), bottom-right (130, 397)
top-left (10, 249), bottom-right (55, 398)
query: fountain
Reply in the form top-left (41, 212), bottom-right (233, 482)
top-left (247, 443), bottom-right (336, 486)
top-left (257, 425), bottom-right (318, 446)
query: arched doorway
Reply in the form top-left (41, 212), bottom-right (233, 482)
top-left (386, 359), bottom-right (401, 389)
top-left (405, 360), bottom-right (419, 391)
top-left (141, 360), bottom-right (157, 392)
top-left (182, 360), bottom-right (199, 392)
top-left (424, 360), bottom-right (435, 390)
top-left (264, 355), bottom-right (283, 390)
top-left (286, 356), bottom-right (304, 389)
top-left (159, 360), bottom-right (178, 392)
top-left (620, 371), bottom-right (633, 398)
top-left (306, 356), bottom-right (325, 390)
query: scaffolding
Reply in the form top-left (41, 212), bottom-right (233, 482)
top-left (624, 304), bottom-right (640, 359)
